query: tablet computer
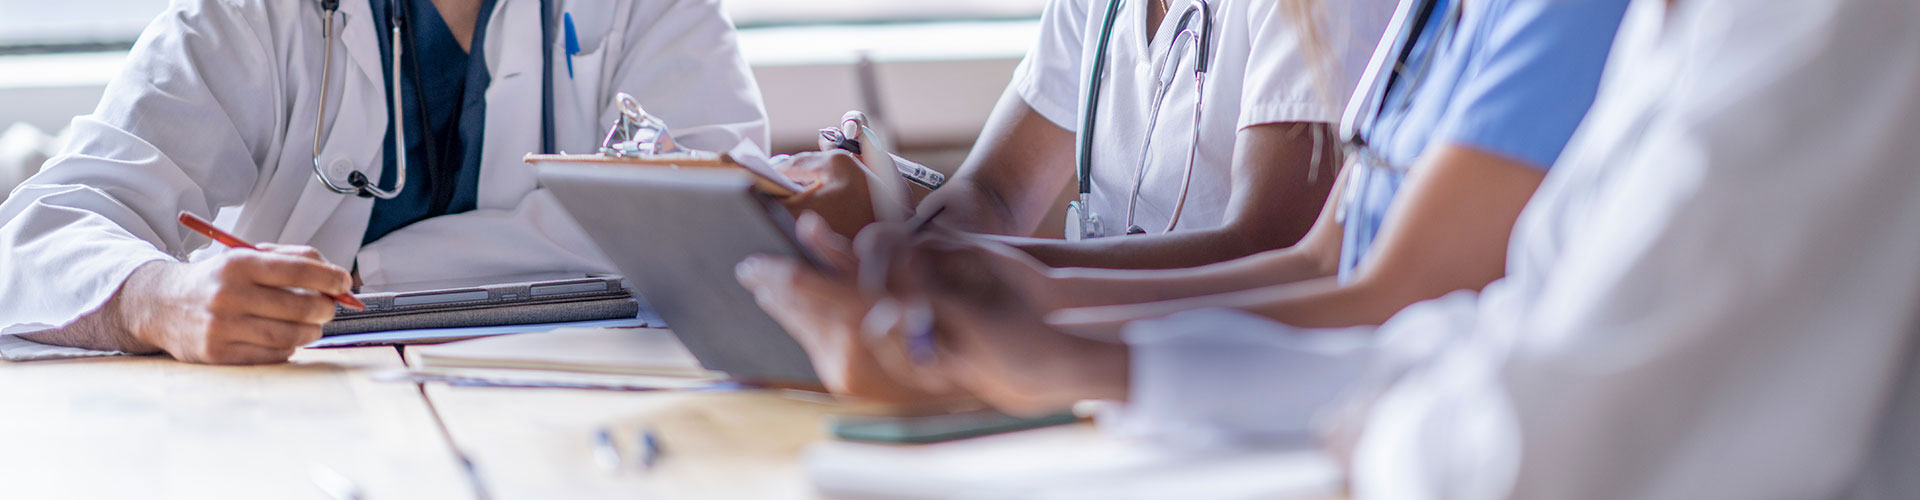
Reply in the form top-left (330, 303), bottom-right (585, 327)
top-left (535, 160), bottom-right (822, 387)
top-left (324, 272), bottom-right (640, 337)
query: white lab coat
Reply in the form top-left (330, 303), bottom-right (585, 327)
top-left (0, 0), bottom-right (768, 335)
top-left (1113, 0), bottom-right (1920, 497)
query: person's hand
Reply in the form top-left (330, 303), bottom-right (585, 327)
top-left (116, 243), bottom-right (351, 364)
top-left (777, 150), bottom-right (910, 241)
top-left (735, 212), bottom-right (965, 407)
top-left (862, 229), bottom-right (1131, 416)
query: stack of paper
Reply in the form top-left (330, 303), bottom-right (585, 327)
top-left (806, 425), bottom-right (1342, 500)
top-left (392, 327), bottom-right (726, 390)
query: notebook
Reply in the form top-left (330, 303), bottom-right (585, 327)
top-left (407, 327), bottom-right (712, 378)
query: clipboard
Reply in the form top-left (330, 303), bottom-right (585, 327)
top-left (524, 140), bottom-right (808, 197)
top-left (530, 152), bottom-right (825, 387)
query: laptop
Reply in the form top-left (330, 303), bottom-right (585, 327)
top-left (534, 160), bottom-right (823, 387)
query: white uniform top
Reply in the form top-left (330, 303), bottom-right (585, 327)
top-left (0, 0), bottom-right (768, 337)
top-left (1013, 0), bottom-right (1389, 236)
top-left (1112, 0), bottom-right (1920, 496)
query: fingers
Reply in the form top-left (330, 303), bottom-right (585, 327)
top-left (798, 212), bottom-right (858, 274)
top-left (775, 150), bottom-right (862, 186)
top-left (853, 222), bottom-right (914, 295)
top-left (174, 316), bottom-right (316, 365)
top-left (255, 243), bottom-right (323, 261)
top-left (841, 110), bottom-right (869, 130)
top-left (225, 284), bottom-right (337, 326)
top-left (229, 250), bottom-right (351, 296)
top-left (859, 298), bottom-right (956, 394)
top-left (736, 255), bottom-right (830, 322)
top-left (234, 316), bottom-right (325, 350)
top-left (775, 152), bottom-right (828, 184)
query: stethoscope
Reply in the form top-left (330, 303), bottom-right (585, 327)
top-left (1335, 0), bottom-right (1461, 223)
top-left (1066, 0), bottom-right (1214, 241)
top-left (310, 0), bottom-right (558, 199)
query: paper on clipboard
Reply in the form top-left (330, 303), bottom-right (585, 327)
top-left (726, 140), bottom-right (808, 194)
top-left (523, 140), bottom-right (808, 197)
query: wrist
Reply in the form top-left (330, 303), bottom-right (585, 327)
top-left (110, 261), bottom-right (175, 353)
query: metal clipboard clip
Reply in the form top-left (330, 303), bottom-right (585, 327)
top-left (599, 93), bottom-right (683, 158)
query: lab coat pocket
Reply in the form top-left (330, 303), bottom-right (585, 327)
top-left (554, 36), bottom-right (611, 154)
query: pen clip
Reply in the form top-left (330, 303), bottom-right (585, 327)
top-left (563, 12), bottom-right (579, 79)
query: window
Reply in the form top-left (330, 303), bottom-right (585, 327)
top-left (0, 0), bottom-right (1046, 55)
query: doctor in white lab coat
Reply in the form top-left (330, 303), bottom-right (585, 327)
top-left (0, 0), bottom-right (767, 363)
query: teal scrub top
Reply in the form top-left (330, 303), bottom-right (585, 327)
top-left (363, 0), bottom-right (500, 245)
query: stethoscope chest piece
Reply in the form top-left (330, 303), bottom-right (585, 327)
top-left (1065, 198), bottom-right (1100, 242)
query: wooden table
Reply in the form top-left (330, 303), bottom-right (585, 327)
top-left (0, 345), bottom-right (841, 499)
top-left (0, 347), bottom-right (474, 499)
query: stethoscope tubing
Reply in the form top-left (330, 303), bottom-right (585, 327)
top-left (312, 0), bottom-right (409, 199)
top-left (309, 0), bottom-right (558, 200)
top-left (1081, 0), bottom-right (1214, 237)
top-left (1123, 25), bottom-right (1207, 234)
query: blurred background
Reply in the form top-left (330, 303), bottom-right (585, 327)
top-left (0, 0), bottom-right (1071, 232)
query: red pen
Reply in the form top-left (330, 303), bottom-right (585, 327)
top-left (176, 212), bottom-right (366, 311)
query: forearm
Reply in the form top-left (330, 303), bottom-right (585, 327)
top-left (1041, 245), bottom-right (1336, 308)
top-left (1004, 221), bottom-right (1300, 269)
top-left (1010, 123), bottom-right (1339, 270)
top-left (19, 262), bottom-right (164, 354)
top-left (1229, 278), bottom-right (1430, 329)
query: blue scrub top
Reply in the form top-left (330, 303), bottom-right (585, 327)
top-left (1337, 0), bottom-right (1628, 283)
top-left (362, 0), bottom-right (501, 245)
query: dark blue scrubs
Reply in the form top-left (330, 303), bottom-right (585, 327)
top-left (363, 0), bottom-right (501, 245)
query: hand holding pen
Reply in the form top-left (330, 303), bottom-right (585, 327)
top-left (96, 213), bottom-right (358, 364)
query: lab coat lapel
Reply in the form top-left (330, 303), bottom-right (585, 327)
top-left (280, 0), bottom-right (388, 248)
top-left (476, 0), bottom-right (545, 209)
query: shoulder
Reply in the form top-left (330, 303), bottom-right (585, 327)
top-left (1040, 0), bottom-right (1098, 34)
top-left (1472, 0), bottom-right (1631, 52)
top-left (143, 0), bottom-right (308, 47)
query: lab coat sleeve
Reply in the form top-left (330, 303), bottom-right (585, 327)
top-left (1106, 308), bottom-right (1377, 448)
top-left (1010, 0), bottom-right (1091, 131)
top-left (1352, 0), bottom-right (1920, 498)
top-left (353, 0), bottom-right (769, 285)
top-left (0, 1), bottom-right (283, 334)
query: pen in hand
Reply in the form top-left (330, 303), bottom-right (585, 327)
top-left (901, 206), bottom-right (946, 365)
top-left (176, 212), bottom-right (366, 311)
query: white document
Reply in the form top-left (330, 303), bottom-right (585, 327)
top-left (726, 139), bottom-right (808, 194)
top-left (409, 326), bottom-right (713, 378)
top-left (806, 425), bottom-right (1342, 500)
